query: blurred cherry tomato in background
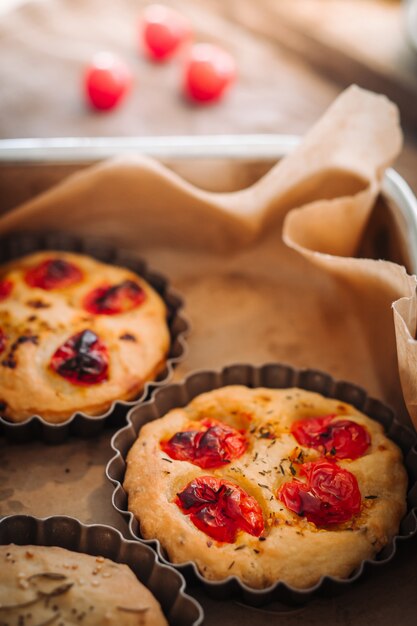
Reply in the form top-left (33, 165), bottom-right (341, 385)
top-left (183, 43), bottom-right (236, 104)
top-left (84, 52), bottom-right (132, 111)
top-left (141, 4), bottom-right (191, 62)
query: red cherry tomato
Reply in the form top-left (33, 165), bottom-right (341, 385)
top-left (278, 460), bottom-right (361, 526)
top-left (0, 279), bottom-right (13, 301)
top-left (84, 52), bottom-right (132, 111)
top-left (141, 4), bottom-right (191, 62)
top-left (161, 418), bottom-right (247, 468)
top-left (183, 43), bottom-right (236, 104)
top-left (25, 258), bottom-right (83, 291)
top-left (83, 281), bottom-right (146, 315)
top-left (50, 329), bottom-right (109, 386)
top-left (291, 414), bottom-right (370, 460)
top-left (176, 476), bottom-right (264, 543)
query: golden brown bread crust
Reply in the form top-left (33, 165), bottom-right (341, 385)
top-left (0, 251), bottom-right (170, 423)
top-left (124, 386), bottom-right (408, 590)
top-left (0, 544), bottom-right (167, 625)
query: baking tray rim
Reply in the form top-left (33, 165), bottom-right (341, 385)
top-left (0, 134), bottom-right (416, 275)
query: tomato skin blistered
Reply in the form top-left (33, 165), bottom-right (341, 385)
top-left (50, 330), bottom-right (109, 386)
top-left (278, 460), bottom-right (362, 526)
top-left (83, 280), bottom-right (146, 315)
top-left (176, 476), bottom-right (264, 543)
top-left (161, 418), bottom-right (247, 468)
top-left (25, 258), bottom-right (83, 291)
top-left (291, 414), bottom-right (370, 460)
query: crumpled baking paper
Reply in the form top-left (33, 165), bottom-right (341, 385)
top-left (1, 85), bottom-right (416, 430)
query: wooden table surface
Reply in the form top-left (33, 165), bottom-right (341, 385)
top-left (1, 0), bottom-right (417, 190)
top-left (1, 1), bottom-right (417, 625)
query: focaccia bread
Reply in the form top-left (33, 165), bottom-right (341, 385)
top-left (0, 544), bottom-right (167, 625)
top-left (124, 385), bottom-right (408, 590)
top-left (0, 250), bottom-right (170, 422)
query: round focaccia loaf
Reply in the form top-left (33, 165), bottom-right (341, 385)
top-left (124, 386), bottom-right (408, 590)
top-left (0, 544), bottom-right (167, 625)
top-left (0, 250), bottom-right (170, 422)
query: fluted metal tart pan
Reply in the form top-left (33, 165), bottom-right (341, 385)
top-left (0, 514), bottom-right (203, 625)
top-left (0, 231), bottom-right (189, 443)
top-left (106, 362), bottom-right (417, 607)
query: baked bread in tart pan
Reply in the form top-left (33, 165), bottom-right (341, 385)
top-left (0, 232), bottom-right (188, 443)
top-left (0, 514), bottom-right (203, 625)
top-left (107, 363), bottom-right (417, 606)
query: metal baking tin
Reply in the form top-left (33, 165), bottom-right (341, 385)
top-left (0, 135), bottom-right (416, 274)
top-left (0, 231), bottom-right (189, 444)
top-left (0, 514), bottom-right (203, 625)
top-left (106, 362), bottom-right (417, 607)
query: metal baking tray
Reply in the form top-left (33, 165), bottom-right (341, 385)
top-left (1, 135), bottom-right (417, 625)
top-left (0, 135), bottom-right (416, 276)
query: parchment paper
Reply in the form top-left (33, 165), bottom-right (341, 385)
top-left (1, 85), bottom-right (416, 430)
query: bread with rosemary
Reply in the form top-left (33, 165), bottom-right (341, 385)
top-left (0, 543), bottom-right (167, 625)
top-left (124, 385), bottom-right (407, 589)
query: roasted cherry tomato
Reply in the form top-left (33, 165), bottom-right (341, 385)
top-left (84, 52), bottom-right (132, 111)
top-left (161, 418), bottom-right (247, 468)
top-left (140, 4), bottom-right (191, 62)
top-left (83, 280), bottom-right (146, 315)
top-left (25, 258), bottom-right (83, 291)
top-left (50, 329), bottom-right (109, 386)
top-left (176, 476), bottom-right (264, 542)
top-left (278, 460), bottom-right (361, 526)
top-left (0, 280), bottom-right (12, 301)
top-left (291, 414), bottom-right (370, 460)
top-left (183, 43), bottom-right (236, 104)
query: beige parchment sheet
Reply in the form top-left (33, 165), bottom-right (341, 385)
top-left (1, 85), bottom-right (416, 429)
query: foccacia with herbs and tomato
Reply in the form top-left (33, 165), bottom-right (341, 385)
top-left (0, 250), bottom-right (169, 423)
top-left (0, 544), bottom-right (167, 625)
top-left (124, 385), bottom-right (407, 589)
